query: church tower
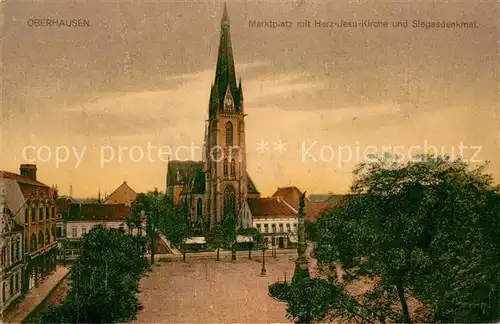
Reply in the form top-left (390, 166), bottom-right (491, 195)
top-left (204, 3), bottom-right (247, 229)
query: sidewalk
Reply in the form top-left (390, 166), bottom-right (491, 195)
top-left (3, 266), bottom-right (70, 323)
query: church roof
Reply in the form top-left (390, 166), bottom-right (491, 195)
top-left (247, 197), bottom-right (297, 219)
top-left (166, 160), bottom-right (204, 187)
top-left (247, 175), bottom-right (259, 194)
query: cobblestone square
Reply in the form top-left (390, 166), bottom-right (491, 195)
top-left (134, 255), bottom-right (296, 323)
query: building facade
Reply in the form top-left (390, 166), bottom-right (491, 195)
top-left (56, 203), bottom-right (142, 261)
top-left (0, 165), bottom-right (57, 292)
top-left (0, 178), bottom-right (25, 314)
top-left (166, 5), bottom-right (260, 230)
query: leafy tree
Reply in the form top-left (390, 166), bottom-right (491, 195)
top-left (132, 189), bottom-right (171, 264)
top-left (206, 224), bottom-right (225, 261)
top-left (222, 213), bottom-right (237, 260)
top-left (160, 198), bottom-right (191, 260)
top-left (288, 155), bottom-right (500, 323)
top-left (36, 226), bottom-right (148, 323)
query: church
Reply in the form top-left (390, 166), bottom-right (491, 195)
top-left (166, 4), bottom-right (260, 230)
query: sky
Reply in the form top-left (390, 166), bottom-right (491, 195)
top-left (1, 0), bottom-right (498, 198)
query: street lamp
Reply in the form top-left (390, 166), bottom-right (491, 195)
top-left (260, 246), bottom-right (267, 276)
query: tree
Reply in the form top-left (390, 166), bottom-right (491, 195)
top-left (131, 189), bottom-right (172, 264)
top-left (237, 227), bottom-right (262, 259)
top-left (222, 213), bottom-right (237, 260)
top-left (287, 155), bottom-right (500, 323)
top-left (206, 224), bottom-right (225, 261)
top-left (160, 198), bottom-right (191, 261)
top-left (36, 226), bottom-right (148, 323)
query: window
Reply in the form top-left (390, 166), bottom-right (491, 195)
top-left (72, 227), bottom-right (77, 238)
top-left (264, 224), bottom-right (269, 233)
top-left (256, 224), bottom-right (261, 231)
top-left (1, 246), bottom-right (6, 266)
top-left (16, 239), bottom-right (20, 261)
top-left (279, 223), bottom-right (284, 232)
top-left (39, 231), bottom-right (44, 248)
top-left (39, 207), bottom-right (44, 222)
top-left (272, 223), bottom-right (277, 233)
top-left (223, 159), bottom-right (228, 178)
top-left (286, 223), bottom-right (291, 232)
top-left (31, 207), bottom-right (36, 223)
top-left (24, 208), bottom-right (28, 224)
top-left (51, 207), bottom-right (55, 218)
top-left (46, 207), bottom-right (50, 220)
top-left (197, 198), bottom-right (203, 220)
top-left (9, 277), bottom-right (13, 295)
top-left (82, 227), bottom-right (87, 235)
top-left (10, 242), bottom-right (14, 264)
top-left (57, 227), bottom-right (62, 238)
top-left (46, 229), bottom-right (50, 245)
top-left (15, 273), bottom-right (19, 292)
top-left (223, 185), bottom-right (236, 219)
top-left (225, 121), bottom-right (233, 147)
top-left (230, 159), bottom-right (236, 178)
top-left (30, 234), bottom-right (36, 252)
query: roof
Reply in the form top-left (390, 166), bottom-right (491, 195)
top-left (306, 202), bottom-right (338, 221)
top-left (272, 186), bottom-right (310, 210)
top-left (0, 171), bottom-right (49, 188)
top-left (103, 181), bottom-right (138, 203)
top-left (166, 160), bottom-right (204, 187)
top-left (247, 197), bottom-right (297, 219)
top-left (308, 194), bottom-right (345, 202)
top-left (167, 160), bottom-right (259, 196)
top-left (0, 178), bottom-right (26, 226)
top-left (66, 203), bottom-right (131, 222)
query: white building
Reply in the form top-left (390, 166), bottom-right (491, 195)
top-left (55, 203), bottom-right (144, 260)
top-left (0, 178), bottom-right (25, 313)
top-left (248, 197), bottom-right (298, 249)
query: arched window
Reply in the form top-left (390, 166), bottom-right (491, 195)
top-left (223, 159), bottom-right (229, 178)
top-left (30, 234), bottom-right (36, 252)
top-left (225, 121), bottom-right (233, 147)
top-left (46, 229), bottom-right (50, 245)
top-left (223, 185), bottom-right (236, 219)
top-left (197, 198), bottom-right (203, 220)
top-left (230, 159), bottom-right (236, 178)
top-left (39, 231), bottom-right (44, 249)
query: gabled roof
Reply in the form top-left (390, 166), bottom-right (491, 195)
top-left (166, 160), bottom-right (204, 187)
top-left (272, 186), bottom-right (310, 210)
top-left (67, 203), bottom-right (131, 222)
top-left (247, 175), bottom-right (259, 194)
top-left (247, 197), bottom-right (297, 219)
top-left (306, 202), bottom-right (339, 221)
top-left (103, 181), bottom-right (137, 203)
top-left (0, 171), bottom-right (49, 188)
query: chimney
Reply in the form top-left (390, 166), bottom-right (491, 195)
top-left (20, 164), bottom-right (37, 181)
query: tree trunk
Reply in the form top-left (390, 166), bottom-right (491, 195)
top-left (248, 246), bottom-right (251, 259)
top-left (217, 248), bottom-right (220, 261)
top-left (150, 235), bottom-right (156, 265)
top-left (396, 279), bottom-right (411, 323)
top-left (183, 250), bottom-right (186, 262)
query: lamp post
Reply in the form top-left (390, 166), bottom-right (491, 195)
top-left (260, 246), bottom-right (267, 276)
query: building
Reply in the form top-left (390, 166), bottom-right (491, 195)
top-left (56, 203), bottom-right (140, 261)
top-left (272, 186), bottom-right (339, 222)
top-left (0, 178), bottom-right (25, 313)
top-left (103, 181), bottom-right (138, 206)
top-left (166, 5), bottom-right (260, 230)
top-left (0, 165), bottom-right (58, 292)
top-left (248, 197), bottom-right (298, 249)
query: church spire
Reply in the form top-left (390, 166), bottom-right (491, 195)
top-left (212, 2), bottom-right (240, 117)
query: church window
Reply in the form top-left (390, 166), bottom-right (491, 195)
top-left (223, 159), bottom-right (229, 178)
top-left (225, 121), bottom-right (233, 147)
top-left (197, 198), bottom-right (203, 219)
top-left (230, 159), bottom-right (236, 178)
top-left (223, 185), bottom-right (236, 219)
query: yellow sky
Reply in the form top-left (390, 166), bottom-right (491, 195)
top-left (1, 1), bottom-right (498, 197)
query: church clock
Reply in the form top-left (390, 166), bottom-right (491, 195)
top-left (224, 96), bottom-right (233, 109)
